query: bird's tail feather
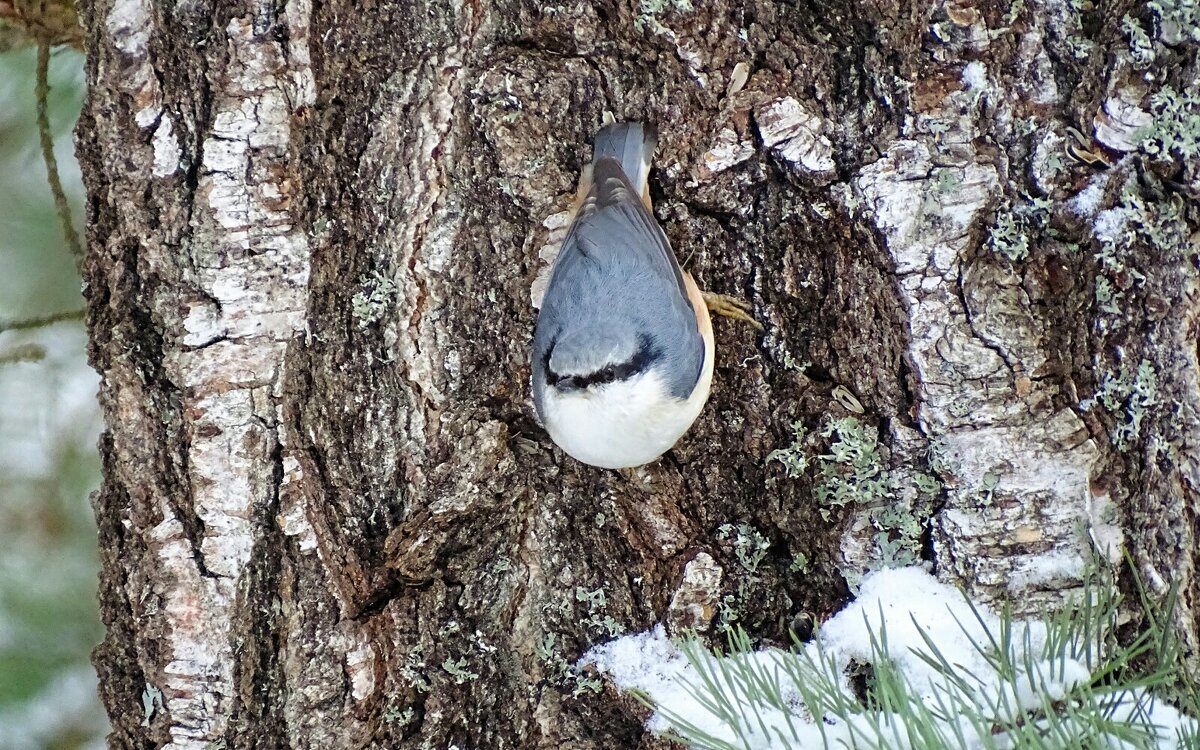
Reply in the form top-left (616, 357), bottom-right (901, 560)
top-left (592, 122), bottom-right (657, 194)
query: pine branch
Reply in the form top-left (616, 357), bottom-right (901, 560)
top-left (0, 342), bottom-right (46, 364)
top-left (0, 308), bottom-right (85, 333)
top-left (35, 38), bottom-right (83, 270)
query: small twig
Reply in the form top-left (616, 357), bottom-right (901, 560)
top-left (35, 39), bottom-right (84, 270)
top-left (0, 342), bottom-right (47, 365)
top-left (0, 308), bottom-right (85, 333)
top-left (0, 1), bottom-right (86, 50)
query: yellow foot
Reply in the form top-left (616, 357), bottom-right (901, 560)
top-left (702, 291), bottom-right (764, 331)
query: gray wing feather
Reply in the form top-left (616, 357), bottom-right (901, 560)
top-left (561, 159), bottom-right (689, 300)
top-left (535, 159), bottom-right (704, 402)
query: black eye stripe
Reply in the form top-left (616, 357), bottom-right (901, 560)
top-left (545, 334), bottom-right (662, 390)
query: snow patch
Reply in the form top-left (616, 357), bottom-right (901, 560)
top-left (584, 567), bottom-right (1199, 749)
top-left (961, 60), bottom-right (988, 90)
top-left (1094, 204), bottom-right (1133, 245)
top-left (1069, 175), bottom-right (1108, 219)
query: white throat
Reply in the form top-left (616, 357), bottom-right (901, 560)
top-left (539, 362), bottom-right (713, 469)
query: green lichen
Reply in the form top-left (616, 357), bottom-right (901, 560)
top-left (715, 521), bottom-right (771, 576)
top-left (1093, 276), bottom-right (1123, 316)
top-left (788, 552), bottom-right (810, 574)
top-left (1043, 146), bottom-right (1068, 180)
top-left (1003, 0), bottom-right (1027, 25)
top-left (535, 633), bottom-right (570, 681)
top-left (987, 195), bottom-right (1052, 263)
top-left (575, 586), bottom-right (624, 637)
top-left (831, 182), bottom-right (863, 214)
top-left (635, 0), bottom-right (693, 33)
top-left (382, 704), bottom-right (416, 726)
top-left (731, 524), bottom-right (770, 575)
top-left (1065, 34), bottom-right (1095, 59)
top-left (1138, 84), bottom-right (1200, 162)
top-left (931, 169), bottom-right (962, 197)
top-left (710, 523), bottom-right (773, 633)
top-left (714, 576), bottom-right (762, 633)
top-left (1122, 15), bottom-right (1156, 68)
top-left (1061, 0), bottom-right (1097, 59)
top-left (912, 471), bottom-right (941, 497)
top-left (573, 674), bottom-right (603, 696)
top-left (947, 397), bottom-right (973, 418)
top-left (400, 643), bottom-right (431, 693)
top-left (351, 270), bottom-right (397, 329)
top-left (536, 632), bottom-right (603, 697)
top-left (1013, 117), bottom-right (1038, 138)
top-left (441, 655), bottom-right (479, 684)
top-left (870, 471), bottom-right (939, 568)
top-left (716, 592), bottom-right (741, 633)
top-left (1097, 359), bottom-right (1159, 451)
top-left (926, 437), bottom-right (952, 475)
top-left (770, 415), bottom-right (938, 574)
top-left (814, 416), bottom-right (893, 521)
top-left (141, 683), bottom-right (164, 727)
top-left (574, 586), bottom-right (605, 609)
top-left (873, 519), bottom-right (919, 566)
top-left (812, 417), bottom-right (938, 569)
top-left (978, 470), bottom-right (1002, 506)
top-left (767, 420), bottom-right (810, 479)
top-left (1148, 0), bottom-right (1200, 43)
top-left (1093, 177), bottom-right (1188, 332)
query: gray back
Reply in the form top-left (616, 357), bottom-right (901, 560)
top-left (533, 158), bottom-right (704, 410)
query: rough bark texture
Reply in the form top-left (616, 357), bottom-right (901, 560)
top-left (79, 0), bottom-right (1199, 747)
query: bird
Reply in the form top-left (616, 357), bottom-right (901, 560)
top-left (531, 121), bottom-right (759, 469)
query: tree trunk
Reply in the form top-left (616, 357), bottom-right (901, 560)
top-left (78, 0), bottom-right (1199, 746)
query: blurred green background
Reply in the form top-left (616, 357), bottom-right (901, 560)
top-left (0, 44), bottom-right (110, 749)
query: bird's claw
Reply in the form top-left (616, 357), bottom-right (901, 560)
top-left (702, 292), bottom-right (764, 331)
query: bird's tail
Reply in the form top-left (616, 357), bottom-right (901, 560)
top-left (592, 122), bottom-right (657, 195)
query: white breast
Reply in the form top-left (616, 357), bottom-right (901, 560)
top-left (539, 357), bottom-right (714, 470)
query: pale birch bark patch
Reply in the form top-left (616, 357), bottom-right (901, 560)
top-left (105, 0), bottom-right (162, 127)
top-left (755, 97), bottom-right (836, 181)
top-left (530, 208), bottom-right (572, 310)
top-left (1094, 84), bottom-right (1153, 153)
top-left (694, 127), bottom-right (755, 179)
top-left (665, 552), bottom-right (724, 634)
top-left (151, 115), bottom-right (181, 177)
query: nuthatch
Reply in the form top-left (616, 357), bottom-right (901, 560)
top-left (531, 122), bottom-right (758, 469)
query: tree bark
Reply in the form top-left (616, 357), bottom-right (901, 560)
top-left (79, 0), bottom-right (1200, 747)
